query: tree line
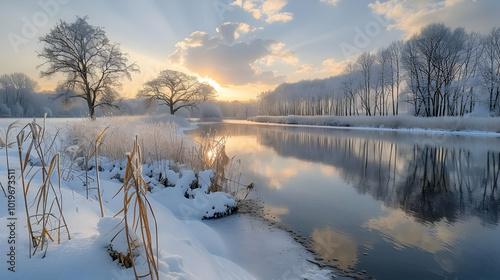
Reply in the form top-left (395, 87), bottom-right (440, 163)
top-left (259, 23), bottom-right (500, 117)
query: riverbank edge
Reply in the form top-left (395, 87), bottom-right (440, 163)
top-left (246, 115), bottom-right (500, 137)
top-left (237, 199), bottom-right (371, 280)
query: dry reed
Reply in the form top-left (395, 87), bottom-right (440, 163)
top-left (112, 136), bottom-right (159, 280)
top-left (16, 119), bottom-right (70, 257)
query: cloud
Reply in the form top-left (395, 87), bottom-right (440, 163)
top-left (259, 41), bottom-right (298, 65)
top-left (170, 22), bottom-right (296, 86)
top-left (216, 22), bottom-right (257, 43)
top-left (231, 0), bottom-right (294, 23)
top-left (368, 0), bottom-right (497, 38)
top-left (362, 206), bottom-right (478, 273)
top-left (296, 64), bottom-right (315, 73)
top-left (321, 58), bottom-right (350, 76)
top-left (294, 58), bottom-right (349, 77)
top-left (320, 0), bottom-right (342, 6)
top-left (311, 227), bottom-right (358, 270)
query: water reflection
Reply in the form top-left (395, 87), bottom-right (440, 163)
top-left (249, 125), bottom-right (500, 226)
top-left (363, 206), bottom-right (462, 273)
top-left (311, 227), bottom-right (358, 270)
top-left (189, 121), bottom-right (500, 279)
top-left (262, 204), bottom-right (289, 222)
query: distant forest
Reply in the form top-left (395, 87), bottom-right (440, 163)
top-left (259, 23), bottom-right (500, 117)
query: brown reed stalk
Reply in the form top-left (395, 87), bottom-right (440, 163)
top-left (89, 127), bottom-right (108, 217)
top-left (16, 120), bottom-right (70, 257)
top-left (113, 136), bottom-right (159, 280)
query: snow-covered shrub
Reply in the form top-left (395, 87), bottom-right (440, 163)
top-left (41, 107), bottom-right (53, 117)
top-left (199, 102), bottom-right (222, 120)
top-left (0, 103), bottom-right (12, 117)
top-left (12, 102), bottom-right (24, 117)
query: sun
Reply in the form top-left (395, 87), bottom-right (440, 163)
top-left (197, 76), bottom-right (221, 91)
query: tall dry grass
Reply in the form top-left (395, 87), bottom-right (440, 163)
top-left (65, 117), bottom-right (189, 165)
top-left (187, 131), bottom-right (253, 199)
top-left (1, 122), bottom-right (19, 197)
top-left (64, 116), bottom-right (253, 198)
top-left (113, 137), bottom-right (159, 279)
top-left (16, 119), bottom-right (70, 257)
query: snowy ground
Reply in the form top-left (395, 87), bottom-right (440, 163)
top-left (0, 116), bottom-right (346, 280)
top-left (248, 115), bottom-right (500, 136)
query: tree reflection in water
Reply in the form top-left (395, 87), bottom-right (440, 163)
top-left (188, 122), bottom-right (500, 279)
top-left (250, 126), bottom-right (500, 226)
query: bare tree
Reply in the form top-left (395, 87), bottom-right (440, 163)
top-left (196, 83), bottom-right (218, 102)
top-left (357, 52), bottom-right (376, 116)
top-left (401, 23), bottom-right (482, 117)
top-left (340, 63), bottom-right (359, 116)
top-left (480, 28), bottom-right (500, 114)
top-left (139, 70), bottom-right (216, 115)
top-left (377, 47), bottom-right (392, 116)
top-left (388, 41), bottom-right (403, 115)
top-left (37, 16), bottom-right (139, 120)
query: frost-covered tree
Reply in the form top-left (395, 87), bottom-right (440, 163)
top-left (0, 73), bottom-right (37, 116)
top-left (196, 83), bottom-right (218, 102)
top-left (480, 28), bottom-right (500, 114)
top-left (402, 23), bottom-right (479, 116)
top-left (387, 41), bottom-right (403, 115)
top-left (376, 48), bottom-right (392, 116)
top-left (37, 16), bottom-right (139, 120)
top-left (357, 52), bottom-right (376, 116)
top-left (139, 70), bottom-right (216, 115)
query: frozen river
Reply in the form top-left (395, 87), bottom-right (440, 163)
top-left (188, 120), bottom-right (500, 280)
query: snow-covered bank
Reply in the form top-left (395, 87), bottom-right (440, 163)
top-left (0, 117), bottom-right (344, 280)
top-left (248, 115), bottom-right (500, 136)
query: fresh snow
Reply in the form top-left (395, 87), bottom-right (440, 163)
top-left (0, 117), bottom-right (344, 280)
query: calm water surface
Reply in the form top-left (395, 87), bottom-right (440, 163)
top-left (188, 120), bottom-right (500, 280)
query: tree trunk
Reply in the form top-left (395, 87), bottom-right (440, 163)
top-left (89, 106), bottom-right (96, 120)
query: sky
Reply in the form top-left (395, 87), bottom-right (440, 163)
top-left (0, 0), bottom-right (498, 101)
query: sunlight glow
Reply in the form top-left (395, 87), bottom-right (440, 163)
top-left (197, 76), bottom-right (222, 91)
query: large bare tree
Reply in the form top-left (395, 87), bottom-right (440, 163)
top-left (139, 70), bottom-right (216, 115)
top-left (37, 16), bottom-right (139, 120)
